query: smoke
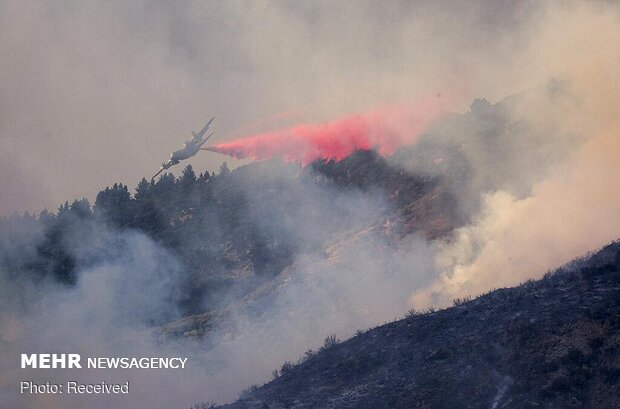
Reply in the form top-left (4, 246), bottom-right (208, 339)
top-left (200, 232), bottom-right (437, 401)
top-left (0, 0), bottom-right (536, 214)
top-left (0, 168), bottom-right (440, 407)
top-left (411, 2), bottom-right (620, 307)
top-left (1, 1), bottom-right (620, 408)
top-left (0, 222), bottom-right (233, 409)
top-left (185, 166), bottom-right (440, 400)
top-left (206, 95), bottom-right (454, 164)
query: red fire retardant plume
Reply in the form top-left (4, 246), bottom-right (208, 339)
top-left (206, 95), bottom-right (452, 165)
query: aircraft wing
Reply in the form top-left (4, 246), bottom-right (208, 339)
top-left (151, 160), bottom-right (174, 181)
top-left (196, 132), bottom-right (215, 149)
top-left (151, 167), bottom-right (165, 181)
top-left (192, 117), bottom-right (215, 141)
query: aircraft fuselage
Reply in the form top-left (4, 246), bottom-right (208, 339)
top-left (151, 117), bottom-right (215, 180)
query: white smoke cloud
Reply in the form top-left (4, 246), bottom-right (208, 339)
top-left (412, 2), bottom-right (620, 307)
top-left (0, 0), bottom-right (538, 214)
top-left (1, 1), bottom-right (620, 408)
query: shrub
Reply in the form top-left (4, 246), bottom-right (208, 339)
top-left (452, 296), bottom-right (471, 306)
top-left (320, 333), bottom-right (340, 351)
top-left (190, 403), bottom-right (216, 409)
top-left (299, 349), bottom-right (315, 363)
top-left (405, 308), bottom-right (420, 319)
top-left (239, 384), bottom-right (259, 399)
top-left (280, 361), bottom-right (295, 375)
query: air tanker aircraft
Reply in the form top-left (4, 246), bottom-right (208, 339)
top-left (152, 117), bottom-right (215, 180)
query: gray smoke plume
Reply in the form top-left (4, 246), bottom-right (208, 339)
top-left (1, 1), bottom-right (620, 408)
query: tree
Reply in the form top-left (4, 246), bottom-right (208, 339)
top-left (57, 201), bottom-right (70, 217)
top-left (218, 162), bottom-right (230, 177)
top-left (38, 209), bottom-right (55, 225)
top-left (134, 178), bottom-right (153, 202)
top-left (179, 165), bottom-right (197, 195)
top-left (70, 198), bottom-right (92, 219)
top-left (133, 178), bottom-right (165, 235)
top-left (94, 183), bottom-right (132, 227)
top-left (198, 171), bottom-right (211, 183)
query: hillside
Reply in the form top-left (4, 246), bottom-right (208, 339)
top-left (216, 242), bottom-right (620, 409)
top-left (0, 90), bottom-right (567, 315)
top-left (3, 88), bottom-right (611, 408)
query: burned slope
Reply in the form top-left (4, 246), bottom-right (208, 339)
top-left (308, 149), bottom-right (458, 239)
top-left (217, 242), bottom-right (620, 409)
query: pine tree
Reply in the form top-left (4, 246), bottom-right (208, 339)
top-left (219, 162), bottom-right (230, 177)
top-left (70, 198), bottom-right (92, 219)
top-left (135, 178), bottom-right (152, 202)
top-left (179, 165), bottom-right (197, 192)
top-left (38, 209), bottom-right (55, 225)
top-left (198, 171), bottom-right (211, 183)
top-left (94, 183), bottom-right (132, 227)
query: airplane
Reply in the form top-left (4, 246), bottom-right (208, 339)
top-left (152, 117), bottom-right (215, 180)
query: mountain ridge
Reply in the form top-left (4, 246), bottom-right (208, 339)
top-left (213, 242), bottom-right (620, 409)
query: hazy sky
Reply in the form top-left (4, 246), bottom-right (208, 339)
top-left (2, 3), bottom-right (620, 407)
top-left (0, 0), bottom-right (542, 214)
